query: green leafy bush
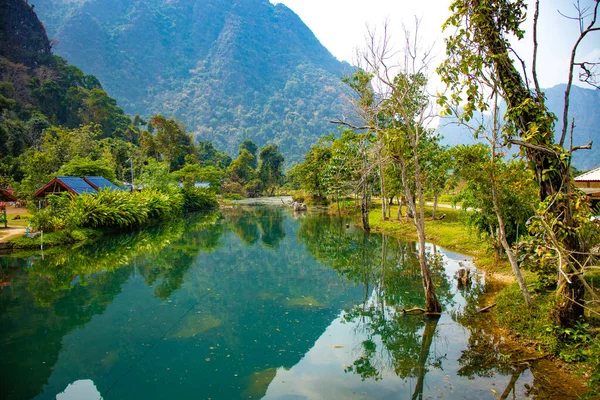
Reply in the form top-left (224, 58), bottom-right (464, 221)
top-left (31, 193), bottom-right (82, 232)
top-left (74, 189), bottom-right (183, 229)
top-left (182, 186), bottom-right (218, 211)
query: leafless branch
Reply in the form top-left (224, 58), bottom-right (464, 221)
top-left (507, 139), bottom-right (560, 156)
top-left (532, 0), bottom-right (542, 96)
top-left (559, 0), bottom-right (600, 147)
top-left (571, 141), bottom-right (593, 152)
top-left (329, 119), bottom-right (369, 130)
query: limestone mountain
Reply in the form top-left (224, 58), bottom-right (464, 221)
top-left (33, 0), bottom-right (353, 164)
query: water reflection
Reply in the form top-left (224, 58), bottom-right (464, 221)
top-left (0, 208), bottom-right (552, 399)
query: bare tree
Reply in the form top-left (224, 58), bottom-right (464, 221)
top-left (344, 19), bottom-right (442, 313)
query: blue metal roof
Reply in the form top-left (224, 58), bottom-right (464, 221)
top-left (84, 176), bottom-right (125, 191)
top-left (56, 176), bottom-right (98, 195)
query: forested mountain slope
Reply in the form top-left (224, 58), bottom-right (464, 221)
top-left (33, 0), bottom-right (353, 164)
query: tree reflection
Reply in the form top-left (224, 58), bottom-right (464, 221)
top-left (298, 214), bottom-right (453, 391)
top-left (21, 212), bottom-right (223, 306)
top-left (457, 328), bottom-right (533, 399)
top-left (225, 208), bottom-right (286, 248)
top-left (256, 208), bottom-right (286, 248)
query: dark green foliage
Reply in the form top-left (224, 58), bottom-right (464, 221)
top-left (239, 139), bottom-right (258, 169)
top-left (451, 144), bottom-right (537, 247)
top-left (197, 141), bottom-right (232, 169)
top-left (258, 144), bottom-right (284, 196)
top-left (58, 156), bottom-right (117, 183)
top-left (292, 144), bottom-right (332, 199)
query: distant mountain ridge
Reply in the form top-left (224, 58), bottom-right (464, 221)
top-left (33, 0), bottom-right (353, 164)
top-left (439, 84), bottom-right (600, 171)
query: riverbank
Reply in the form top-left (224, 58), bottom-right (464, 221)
top-left (364, 203), bottom-right (595, 398)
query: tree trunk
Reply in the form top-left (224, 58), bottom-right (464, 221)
top-left (361, 182), bottom-right (371, 232)
top-left (396, 196), bottom-right (403, 220)
top-left (360, 141), bottom-right (371, 232)
top-left (400, 157), bottom-right (441, 314)
top-left (432, 193), bottom-right (439, 220)
top-left (378, 147), bottom-right (387, 220)
top-left (471, 0), bottom-right (584, 326)
top-left (493, 188), bottom-right (532, 306)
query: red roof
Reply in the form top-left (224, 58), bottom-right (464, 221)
top-left (0, 187), bottom-right (17, 202)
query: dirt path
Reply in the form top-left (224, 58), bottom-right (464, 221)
top-left (0, 227), bottom-right (25, 243)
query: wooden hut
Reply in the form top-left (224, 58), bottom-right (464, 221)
top-left (575, 167), bottom-right (600, 206)
top-left (0, 187), bottom-right (17, 202)
top-left (33, 176), bottom-right (98, 198)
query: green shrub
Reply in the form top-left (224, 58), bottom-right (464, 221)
top-left (224, 193), bottom-right (243, 200)
top-left (182, 186), bottom-right (218, 211)
top-left (74, 188), bottom-right (184, 229)
top-left (31, 193), bottom-right (82, 232)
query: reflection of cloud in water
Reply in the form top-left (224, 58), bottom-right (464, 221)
top-left (263, 315), bottom-right (415, 399)
top-left (263, 312), bottom-right (532, 399)
top-left (56, 379), bottom-right (102, 400)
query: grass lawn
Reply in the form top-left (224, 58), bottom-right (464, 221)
top-left (366, 202), bottom-right (511, 274)
top-left (3, 206), bottom-right (32, 228)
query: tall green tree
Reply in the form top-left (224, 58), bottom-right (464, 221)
top-left (295, 144), bottom-right (332, 200)
top-left (148, 115), bottom-right (193, 171)
top-left (239, 139), bottom-right (259, 169)
top-left (227, 149), bottom-right (256, 184)
top-left (58, 156), bottom-right (117, 183)
top-left (341, 21), bottom-right (443, 313)
top-left (258, 144), bottom-right (284, 196)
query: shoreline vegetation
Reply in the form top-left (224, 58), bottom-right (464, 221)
top-left (354, 199), bottom-right (596, 397)
top-left (0, 185), bottom-right (219, 251)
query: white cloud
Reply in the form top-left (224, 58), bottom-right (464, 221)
top-left (272, 0), bottom-right (600, 88)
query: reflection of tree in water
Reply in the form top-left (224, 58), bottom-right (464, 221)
top-left (224, 208), bottom-right (286, 248)
top-left (298, 214), bottom-right (453, 396)
top-left (0, 264), bottom-right (133, 400)
top-left (23, 212), bottom-right (223, 306)
top-left (256, 208), bottom-right (285, 248)
top-left (227, 210), bottom-right (260, 245)
top-left (138, 212), bottom-right (226, 299)
top-left (457, 328), bottom-right (531, 399)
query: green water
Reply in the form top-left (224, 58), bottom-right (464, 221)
top-left (1, 208), bottom-right (533, 399)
